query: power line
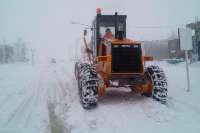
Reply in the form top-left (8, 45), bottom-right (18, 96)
top-left (130, 24), bottom-right (185, 29)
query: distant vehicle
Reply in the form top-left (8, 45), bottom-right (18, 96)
top-left (50, 58), bottom-right (56, 64)
top-left (164, 58), bottom-right (184, 64)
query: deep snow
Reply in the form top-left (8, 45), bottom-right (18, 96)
top-left (0, 61), bottom-right (200, 133)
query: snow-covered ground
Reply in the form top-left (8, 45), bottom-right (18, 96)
top-left (0, 61), bottom-right (200, 133)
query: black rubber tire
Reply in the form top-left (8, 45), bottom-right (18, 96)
top-left (75, 62), bottom-right (98, 109)
top-left (145, 65), bottom-right (168, 104)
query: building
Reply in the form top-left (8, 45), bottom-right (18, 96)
top-left (0, 45), bottom-right (14, 63)
top-left (167, 21), bottom-right (200, 62)
top-left (143, 40), bottom-right (169, 60)
top-left (168, 39), bottom-right (185, 59)
top-left (0, 39), bottom-right (27, 64)
top-left (186, 21), bottom-right (200, 61)
top-left (13, 39), bottom-right (27, 62)
top-left (0, 41), bottom-right (14, 63)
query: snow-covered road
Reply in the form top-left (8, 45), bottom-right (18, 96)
top-left (0, 61), bottom-right (200, 133)
top-left (0, 62), bottom-right (73, 133)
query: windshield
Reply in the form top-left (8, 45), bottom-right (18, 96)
top-left (99, 26), bottom-right (115, 38)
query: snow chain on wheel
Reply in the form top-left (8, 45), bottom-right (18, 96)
top-left (145, 65), bottom-right (168, 104)
top-left (75, 62), bottom-right (99, 109)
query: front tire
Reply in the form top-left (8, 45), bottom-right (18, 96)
top-left (75, 62), bottom-right (99, 109)
top-left (145, 65), bottom-right (168, 104)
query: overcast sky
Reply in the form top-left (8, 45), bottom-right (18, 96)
top-left (0, 0), bottom-right (200, 60)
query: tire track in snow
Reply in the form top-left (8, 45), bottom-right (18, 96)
top-left (0, 62), bottom-right (75, 132)
top-left (2, 64), bottom-right (56, 132)
top-left (167, 96), bottom-right (200, 114)
top-left (0, 89), bottom-right (24, 110)
top-left (2, 85), bottom-right (36, 128)
top-left (46, 63), bottom-right (75, 133)
top-left (2, 75), bottom-right (48, 131)
top-left (3, 95), bottom-right (33, 127)
top-left (24, 80), bottom-right (49, 130)
top-left (0, 84), bottom-right (32, 118)
top-left (48, 102), bottom-right (65, 133)
top-left (140, 98), bottom-right (177, 123)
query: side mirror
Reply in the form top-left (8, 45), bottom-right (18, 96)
top-left (84, 29), bottom-right (87, 36)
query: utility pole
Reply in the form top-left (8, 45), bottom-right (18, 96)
top-left (2, 39), bottom-right (6, 64)
top-left (31, 49), bottom-right (35, 65)
top-left (195, 17), bottom-right (200, 61)
top-left (185, 50), bottom-right (190, 92)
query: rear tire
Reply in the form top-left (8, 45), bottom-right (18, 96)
top-left (75, 62), bottom-right (98, 109)
top-left (145, 65), bottom-right (168, 104)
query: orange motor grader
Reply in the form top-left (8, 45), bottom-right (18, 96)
top-left (75, 9), bottom-right (168, 109)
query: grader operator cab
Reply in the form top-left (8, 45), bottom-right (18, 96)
top-left (75, 9), bottom-right (168, 109)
